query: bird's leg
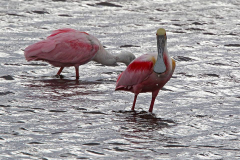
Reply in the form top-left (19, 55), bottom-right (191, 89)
top-left (75, 66), bottom-right (79, 80)
top-left (57, 67), bottom-right (64, 75)
top-left (56, 67), bottom-right (64, 78)
top-left (149, 97), bottom-right (156, 112)
top-left (131, 94), bottom-right (138, 111)
top-left (149, 90), bottom-right (160, 112)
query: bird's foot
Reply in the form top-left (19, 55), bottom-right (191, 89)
top-left (55, 74), bottom-right (64, 79)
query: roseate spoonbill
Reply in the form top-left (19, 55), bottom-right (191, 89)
top-left (115, 28), bottom-right (176, 112)
top-left (24, 28), bottom-right (136, 79)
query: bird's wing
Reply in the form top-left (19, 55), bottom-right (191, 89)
top-left (47, 28), bottom-right (80, 38)
top-left (116, 53), bottom-right (156, 90)
top-left (24, 28), bottom-right (99, 65)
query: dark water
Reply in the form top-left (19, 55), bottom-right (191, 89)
top-left (0, 0), bottom-right (240, 159)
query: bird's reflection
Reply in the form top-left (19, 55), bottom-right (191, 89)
top-left (27, 78), bottom-right (103, 89)
top-left (32, 78), bottom-right (79, 88)
top-left (113, 110), bottom-right (177, 144)
top-left (25, 77), bottom-right (105, 100)
top-left (114, 110), bottom-right (176, 132)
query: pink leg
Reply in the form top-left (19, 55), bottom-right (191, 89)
top-left (149, 97), bottom-right (156, 112)
top-left (57, 67), bottom-right (64, 75)
top-left (131, 94), bottom-right (138, 111)
top-left (75, 66), bottom-right (79, 80)
top-left (149, 90), bottom-right (160, 112)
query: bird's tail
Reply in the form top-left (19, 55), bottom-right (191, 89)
top-left (24, 40), bottom-right (56, 61)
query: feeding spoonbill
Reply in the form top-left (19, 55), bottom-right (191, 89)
top-left (115, 28), bottom-right (176, 112)
top-left (24, 28), bottom-right (136, 79)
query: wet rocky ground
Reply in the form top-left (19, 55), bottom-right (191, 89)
top-left (0, 0), bottom-right (240, 159)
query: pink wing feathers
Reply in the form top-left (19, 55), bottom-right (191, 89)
top-left (24, 28), bottom-right (99, 67)
top-left (116, 54), bottom-right (156, 90)
top-left (47, 28), bottom-right (83, 38)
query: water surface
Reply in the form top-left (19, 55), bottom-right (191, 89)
top-left (0, 0), bottom-right (240, 159)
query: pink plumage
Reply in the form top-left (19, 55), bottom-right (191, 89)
top-left (24, 28), bottom-right (99, 79)
top-left (25, 28), bottom-right (99, 65)
top-left (115, 28), bottom-right (176, 112)
top-left (24, 28), bottom-right (136, 79)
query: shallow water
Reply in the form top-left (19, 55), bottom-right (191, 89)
top-left (0, 0), bottom-right (240, 159)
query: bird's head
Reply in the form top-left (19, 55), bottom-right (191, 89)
top-left (117, 51), bottom-right (136, 66)
top-left (156, 28), bottom-right (167, 52)
top-left (156, 28), bottom-right (167, 36)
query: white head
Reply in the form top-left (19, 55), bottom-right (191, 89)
top-left (116, 51), bottom-right (136, 66)
top-left (92, 44), bottom-right (136, 66)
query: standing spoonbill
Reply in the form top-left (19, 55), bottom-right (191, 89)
top-left (115, 28), bottom-right (176, 112)
top-left (24, 28), bottom-right (136, 79)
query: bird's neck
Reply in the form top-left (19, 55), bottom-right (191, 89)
top-left (153, 45), bottom-right (167, 73)
top-left (93, 45), bottom-right (118, 66)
